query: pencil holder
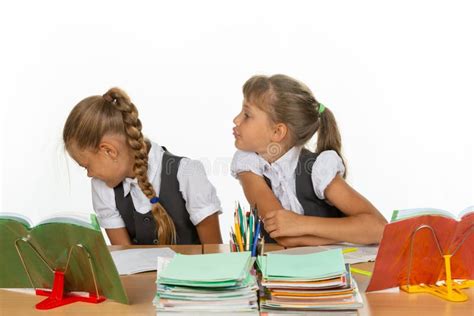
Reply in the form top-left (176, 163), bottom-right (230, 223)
top-left (229, 235), bottom-right (264, 256)
top-left (229, 202), bottom-right (263, 256)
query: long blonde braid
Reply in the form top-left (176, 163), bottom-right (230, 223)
top-left (103, 88), bottom-right (177, 244)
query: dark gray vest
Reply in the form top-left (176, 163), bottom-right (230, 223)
top-left (113, 149), bottom-right (201, 245)
top-left (263, 148), bottom-right (345, 242)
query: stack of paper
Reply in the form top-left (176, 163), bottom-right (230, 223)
top-left (268, 243), bottom-right (378, 265)
top-left (154, 251), bottom-right (258, 313)
top-left (257, 249), bottom-right (363, 312)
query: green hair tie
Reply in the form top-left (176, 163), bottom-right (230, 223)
top-left (318, 103), bottom-right (326, 114)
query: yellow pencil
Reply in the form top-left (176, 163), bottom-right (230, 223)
top-left (342, 247), bottom-right (358, 254)
top-left (350, 267), bottom-right (372, 277)
top-left (234, 222), bottom-right (244, 251)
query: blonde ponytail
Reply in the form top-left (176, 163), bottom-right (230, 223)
top-left (315, 105), bottom-right (346, 178)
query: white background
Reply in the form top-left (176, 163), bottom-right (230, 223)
top-left (1, 1), bottom-right (473, 243)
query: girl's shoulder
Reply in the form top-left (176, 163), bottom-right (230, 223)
top-left (312, 150), bottom-right (345, 174)
top-left (310, 150), bottom-right (345, 199)
top-left (177, 157), bottom-right (207, 176)
top-left (315, 150), bottom-right (342, 163)
top-left (231, 150), bottom-right (265, 178)
top-left (91, 177), bottom-right (111, 193)
top-left (148, 141), bottom-right (166, 159)
top-left (91, 177), bottom-right (116, 207)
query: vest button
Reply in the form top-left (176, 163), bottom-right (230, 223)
top-left (143, 217), bottom-right (151, 223)
top-left (153, 239), bottom-right (158, 244)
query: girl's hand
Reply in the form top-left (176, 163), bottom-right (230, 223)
top-left (263, 209), bottom-right (304, 238)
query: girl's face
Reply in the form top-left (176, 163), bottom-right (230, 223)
top-left (67, 136), bottom-right (134, 188)
top-left (233, 99), bottom-right (275, 154)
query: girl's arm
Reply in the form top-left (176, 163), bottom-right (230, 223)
top-left (177, 159), bottom-right (222, 244)
top-left (238, 172), bottom-right (293, 219)
top-left (105, 227), bottom-right (132, 245)
top-left (238, 172), bottom-right (336, 246)
top-left (264, 175), bottom-right (388, 244)
top-left (275, 235), bottom-right (337, 247)
top-left (196, 212), bottom-right (223, 244)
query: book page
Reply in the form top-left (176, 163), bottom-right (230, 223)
top-left (459, 205), bottom-right (474, 219)
top-left (0, 212), bottom-right (32, 228)
top-left (0, 212), bottom-right (95, 229)
top-left (391, 208), bottom-right (456, 222)
top-left (37, 212), bottom-right (95, 229)
top-left (111, 247), bottom-right (176, 275)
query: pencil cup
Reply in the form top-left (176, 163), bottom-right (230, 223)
top-left (230, 202), bottom-right (262, 256)
top-left (229, 235), bottom-right (264, 256)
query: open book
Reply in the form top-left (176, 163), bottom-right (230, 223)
top-left (0, 212), bottom-right (128, 304)
top-left (0, 212), bottom-right (99, 229)
top-left (391, 206), bottom-right (473, 222)
top-left (367, 206), bottom-right (474, 292)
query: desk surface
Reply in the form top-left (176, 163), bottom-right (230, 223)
top-left (1, 244), bottom-right (472, 316)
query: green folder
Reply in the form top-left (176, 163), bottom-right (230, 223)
top-left (261, 248), bottom-right (346, 280)
top-left (159, 251), bottom-right (252, 287)
top-left (0, 213), bottom-right (128, 304)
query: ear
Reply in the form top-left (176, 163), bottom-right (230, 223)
top-left (98, 142), bottom-right (119, 161)
top-left (270, 123), bottom-right (289, 143)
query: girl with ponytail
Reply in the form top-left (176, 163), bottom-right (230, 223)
top-left (231, 74), bottom-right (386, 247)
top-left (64, 88), bottom-right (222, 245)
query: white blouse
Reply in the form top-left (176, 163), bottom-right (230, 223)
top-left (231, 146), bottom-right (345, 215)
top-left (91, 142), bottom-right (222, 229)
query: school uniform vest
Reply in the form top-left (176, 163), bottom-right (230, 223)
top-left (263, 148), bottom-right (345, 243)
top-left (113, 148), bottom-right (201, 245)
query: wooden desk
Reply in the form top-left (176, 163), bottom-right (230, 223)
top-left (1, 245), bottom-right (472, 316)
top-left (109, 244), bottom-right (203, 255)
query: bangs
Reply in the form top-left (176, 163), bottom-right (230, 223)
top-left (242, 75), bottom-right (276, 112)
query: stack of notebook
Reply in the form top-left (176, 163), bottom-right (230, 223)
top-left (154, 251), bottom-right (258, 313)
top-left (257, 248), bottom-right (363, 312)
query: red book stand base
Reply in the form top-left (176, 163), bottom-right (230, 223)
top-left (34, 271), bottom-right (106, 310)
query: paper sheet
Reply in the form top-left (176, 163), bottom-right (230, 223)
top-left (268, 243), bottom-right (378, 265)
top-left (111, 247), bottom-right (176, 275)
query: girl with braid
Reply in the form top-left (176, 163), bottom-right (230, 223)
top-left (63, 87), bottom-right (222, 245)
top-left (231, 74), bottom-right (387, 247)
